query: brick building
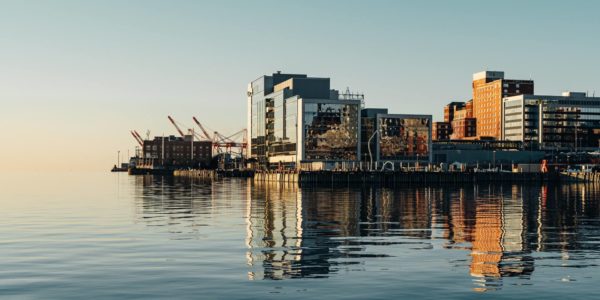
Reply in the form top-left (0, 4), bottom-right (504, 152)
top-left (472, 71), bottom-right (533, 139)
top-left (433, 122), bottom-right (451, 141)
top-left (444, 102), bottom-right (466, 123)
top-left (450, 99), bottom-right (477, 139)
top-left (143, 135), bottom-right (213, 168)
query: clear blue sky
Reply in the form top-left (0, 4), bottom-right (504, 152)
top-left (1, 0), bottom-right (598, 171)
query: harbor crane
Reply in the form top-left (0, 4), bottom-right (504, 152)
top-left (212, 128), bottom-right (248, 156)
top-left (167, 116), bottom-right (186, 137)
top-left (168, 116), bottom-right (207, 141)
top-left (130, 130), bottom-right (143, 147)
top-left (192, 116), bottom-right (212, 140)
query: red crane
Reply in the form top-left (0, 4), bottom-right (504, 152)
top-left (192, 116), bottom-right (212, 140)
top-left (167, 116), bottom-right (186, 137)
top-left (130, 130), bottom-right (143, 147)
top-left (133, 130), bottom-right (145, 142)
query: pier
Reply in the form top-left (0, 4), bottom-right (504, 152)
top-left (173, 169), bottom-right (254, 179)
top-left (253, 170), bottom-right (560, 185)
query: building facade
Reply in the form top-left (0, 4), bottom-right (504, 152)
top-left (248, 72), bottom-right (362, 169)
top-left (472, 71), bottom-right (534, 139)
top-left (433, 122), bottom-right (451, 141)
top-left (361, 108), bottom-right (388, 161)
top-left (142, 135), bottom-right (213, 168)
top-left (376, 114), bottom-right (433, 163)
top-left (444, 102), bottom-right (466, 123)
top-left (450, 103), bottom-right (477, 139)
top-left (502, 92), bottom-right (600, 150)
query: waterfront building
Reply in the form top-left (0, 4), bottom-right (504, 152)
top-left (248, 72), bottom-right (362, 169)
top-left (142, 135), bottom-right (213, 168)
top-left (502, 91), bottom-right (600, 150)
top-left (437, 100), bottom-right (476, 140)
top-left (361, 108), bottom-right (388, 161)
top-left (450, 102), bottom-right (477, 139)
top-left (444, 102), bottom-right (466, 123)
top-left (432, 140), bottom-right (544, 166)
top-left (433, 121), bottom-right (451, 141)
top-left (376, 114), bottom-right (433, 164)
top-left (472, 71), bottom-right (534, 139)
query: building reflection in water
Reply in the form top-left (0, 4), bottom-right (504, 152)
top-left (132, 177), bottom-right (600, 291)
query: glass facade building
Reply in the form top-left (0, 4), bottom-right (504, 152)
top-left (303, 102), bottom-right (360, 161)
top-left (377, 114), bottom-right (433, 163)
top-left (248, 73), bottom-right (362, 169)
top-left (502, 92), bottom-right (600, 150)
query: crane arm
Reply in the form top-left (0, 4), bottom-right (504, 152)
top-left (130, 131), bottom-right (143, 147)
top-left (192, 116), bottom-right (212, 140)
top-left (168, 116), bottom-right (186, 137)
top-left (133, 130), bottom-right (144, 141)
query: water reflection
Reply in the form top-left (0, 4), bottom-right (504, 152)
top-left (133, 177), bottom-right (600, 291)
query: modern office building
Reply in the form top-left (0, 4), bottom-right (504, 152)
top-left (473, 71), bottom-right (534, 139)
top-left (502, 91), bottom-right (600, 150)
top-left (376, 114), bottom-right (433, 163)
top-left (248, 72), bottom-right (362, 169)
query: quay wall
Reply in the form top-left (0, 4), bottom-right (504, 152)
top-left (173, 169), bottom-right (254, 179)
top-left (297, 171), bottom-right (558, 185)
top-left (253, 171), bottom-right (560, 185)
top-left (253, 171), bottom-right (299, 183)
top-left (142, 168), bottom-right (600, 185)
top-left (173, 169), bottom-right (218, 179)
top-left (560, 172), bottom-right (600, 183)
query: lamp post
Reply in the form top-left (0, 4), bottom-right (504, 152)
top-left (117, 150), bottom-right (120, 167)
top-left (493, 150), bottom-right (496, 170)
top-left (367, 130), bottom-right (379, 171)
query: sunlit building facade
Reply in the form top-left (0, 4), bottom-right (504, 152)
top-left (472, 71), bottom-right (534, 139)
top-left (376, 114), bottom-right (433, 163)
top-left (248, 72), bottom-right (362, 169)
top-left (502, 91), bottom-right (600, 150)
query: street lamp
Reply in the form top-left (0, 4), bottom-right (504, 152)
top-left (367, 129), bottom-right (379, 171)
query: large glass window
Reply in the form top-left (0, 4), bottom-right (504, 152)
top-left (303, 103), bottom-right (359, 160)
top-left (378, 116), bottom-right (430, 161)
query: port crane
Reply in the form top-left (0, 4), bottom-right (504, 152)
top-left (130, 130), bottom-right (144, 147)
top-left (167, 116), bottom-right (186, 137)
top-left (193, 116), bottom-right (246, 155)
top-left (212, 129), bottom-right (248, 156)
top-left (192, 116), bottom-right (212, 140)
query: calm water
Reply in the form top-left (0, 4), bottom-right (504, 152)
top-left (2, 172), bottom-right (600, 299)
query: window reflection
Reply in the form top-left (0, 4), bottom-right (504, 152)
top-left (304, 103), bottom-right (359, 160)
top-left (379, 116), bottom-right (431, 161)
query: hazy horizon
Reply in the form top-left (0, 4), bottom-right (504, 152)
top-left (1, 0), bottom-right (598, 171)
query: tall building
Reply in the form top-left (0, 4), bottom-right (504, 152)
top-left (472, 71), bottom-right (534, 139)
top-left (248, 72), bottom-right (362, 169)
top-left (502, 91), bottom-right (600, 150)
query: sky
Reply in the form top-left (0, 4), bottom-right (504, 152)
top-left (1, 0), bottom-right (598, 171)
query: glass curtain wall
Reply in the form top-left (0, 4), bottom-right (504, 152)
top-left (303, 103), bottom-right (359, 160)
top-left (378, 116), bottom-right (430, 161)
